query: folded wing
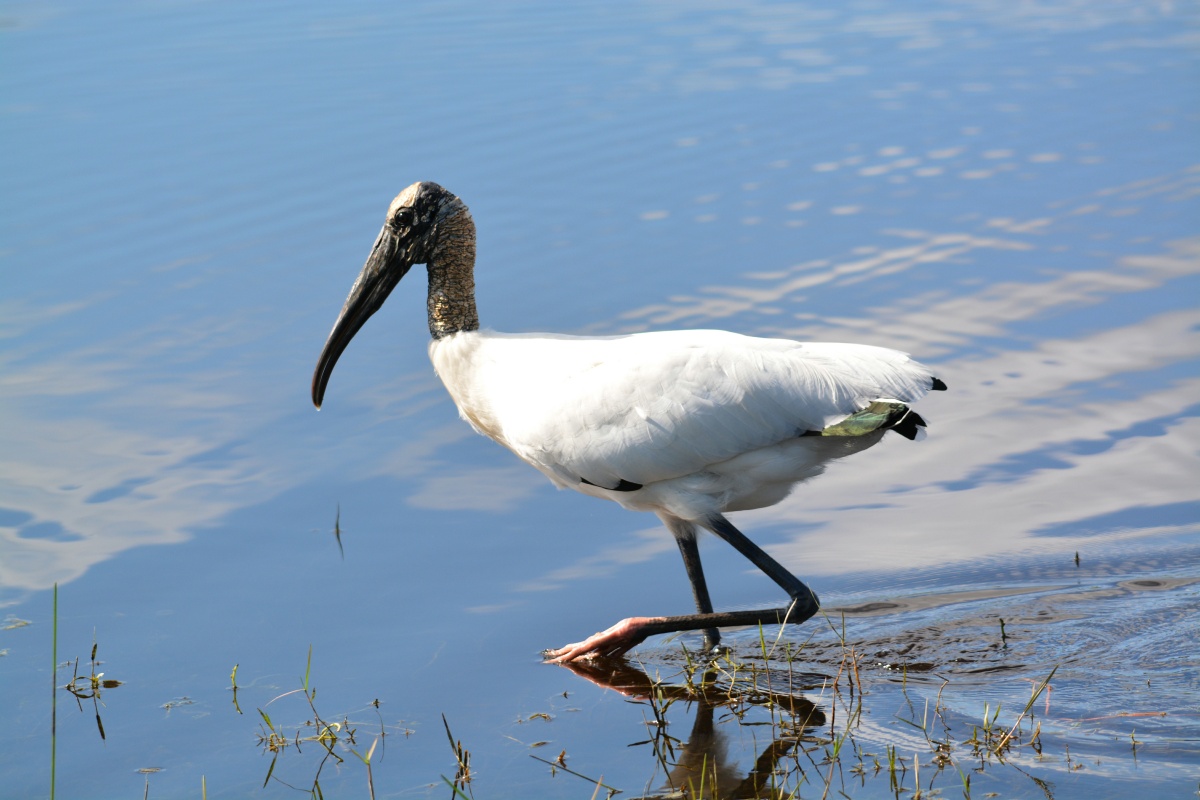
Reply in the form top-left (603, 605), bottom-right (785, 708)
top-left (449, 330), bottom-right (941, 490)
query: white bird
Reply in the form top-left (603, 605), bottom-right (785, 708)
top-left (312, 181), bottom-right (946, 662)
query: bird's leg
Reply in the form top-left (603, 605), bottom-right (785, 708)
top-left (665, 516), bottom-right (721, 651)
top-left (702, 513), bottom-right (817, 608)
top-left (544, 514), bottom-right (820, 663)
top-left (543, 516), bottom-right (719, 662)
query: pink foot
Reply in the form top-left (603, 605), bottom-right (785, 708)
top-left (543, 616), bottom-right (668, 663)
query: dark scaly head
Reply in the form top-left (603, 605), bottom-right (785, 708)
top-left (311, 181), bottom-right (475, 408)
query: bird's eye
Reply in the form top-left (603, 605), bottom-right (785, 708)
top-left (392, 210), bottom-right (414, 229)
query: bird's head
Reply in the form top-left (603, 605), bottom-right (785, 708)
top-left (311, 181), bottom-right (466, 408)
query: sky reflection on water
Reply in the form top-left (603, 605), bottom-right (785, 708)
top-left (1, 0), bottom-right (1198, 797)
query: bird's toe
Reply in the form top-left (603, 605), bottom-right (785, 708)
top-left (543, 616), bottom-right (666, 663)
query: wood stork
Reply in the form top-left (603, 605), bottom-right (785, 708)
top-left (312, 181), bottom-right (946, 662)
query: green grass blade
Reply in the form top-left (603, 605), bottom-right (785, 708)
top-left (442, 776), bottom-right (473, 800)
top-left (51, 583), bottom-right (58, 800)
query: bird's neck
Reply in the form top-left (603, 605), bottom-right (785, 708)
top-left (426, 208), bottom-right (479, 339)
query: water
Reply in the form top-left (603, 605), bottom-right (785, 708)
top-left (2, 1), bottom-right (1198, 797)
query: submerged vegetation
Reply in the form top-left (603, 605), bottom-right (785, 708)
top-left (224, 616), bottom-right (1109, 798)
top-left (251, 645), bottom-right (393, 798)
top-left (38, 579), bottom-right (1191, 799)
top-left (63, 631), bottom-right (124, 742)
top-left (541, 616), bottom-right (1064, 799)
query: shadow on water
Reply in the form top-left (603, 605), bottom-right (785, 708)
top-left (556, 656), bottom-right (826, 799)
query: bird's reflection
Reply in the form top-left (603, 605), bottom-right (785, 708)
top-left (556, 654), bottom-right (827, 799)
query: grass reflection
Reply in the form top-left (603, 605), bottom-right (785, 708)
top-left (63, 632), bottom-right (123, 742)
top-left (545, 625), bottom-right (1070, 800)
top-left (251, 646), bottom-right (392, 798)
top-left (557, 649), bottom-right (826, 798)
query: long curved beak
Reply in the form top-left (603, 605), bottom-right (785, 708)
top-left (312, 225), bottom-right (414, 408)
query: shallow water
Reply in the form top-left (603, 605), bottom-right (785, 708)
top-left (2, 1), bottom-right (1198, 797)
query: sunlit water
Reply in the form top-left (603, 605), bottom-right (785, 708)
top-left (2, 1), bottom-right (1197, 797)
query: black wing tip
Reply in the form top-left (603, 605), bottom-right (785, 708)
top-left (931, 377), bottom-right (948, 391)
top-left (580, 477), bottom-right (644, 492)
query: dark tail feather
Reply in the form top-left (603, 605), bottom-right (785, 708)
top-left (885, 407), bottom-right (928, 441)
top-left (931, 377), bottom-right (948, 391)
top-left (580, 476), bottom-right (644, 492)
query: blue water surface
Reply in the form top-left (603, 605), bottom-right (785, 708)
top-left (2, 1), bottom-right (1197, 797)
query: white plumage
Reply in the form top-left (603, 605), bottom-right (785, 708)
top-left (430, 330), bottom-right (937, 521)
top-left (312, 181), bottom-right (945, 661)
